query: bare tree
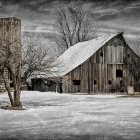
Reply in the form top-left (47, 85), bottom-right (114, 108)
top-left (54, 2), bottom-right (96, 52)
top-left (21, 36), bottom-right (56, 88)
top-left (0, 29), bottom-right (22, 107)
top-left (0, 31), bottom-right (56, 108)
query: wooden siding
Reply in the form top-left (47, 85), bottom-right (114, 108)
top-left (62, 34), bottom-right (139, 93)
top-left (32, 79), bottom-right (57, 92)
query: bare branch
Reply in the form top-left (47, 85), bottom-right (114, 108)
top-left (22, 36), bottom-right (56, 81)
top-left (54, 2), bottom-right (97, 52)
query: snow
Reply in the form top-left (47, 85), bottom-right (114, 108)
top-left (0, 91), bottom-right (140, 139)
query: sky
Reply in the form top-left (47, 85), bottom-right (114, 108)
top-left (0, 0), bottom-right (140, 46)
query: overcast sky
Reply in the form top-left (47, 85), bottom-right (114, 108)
top-left (0, 0), bottom-right (140, 45)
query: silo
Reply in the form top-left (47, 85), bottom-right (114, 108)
top-left (0, 17), bottom-right (21, 92)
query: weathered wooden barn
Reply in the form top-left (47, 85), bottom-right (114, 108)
top-left (32, 32), bottom-right (140, 93)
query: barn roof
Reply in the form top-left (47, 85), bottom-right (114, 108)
top-left (31, 32), bottom-right (123, 79)
top-left (50, 33), bottom-right (123, 77)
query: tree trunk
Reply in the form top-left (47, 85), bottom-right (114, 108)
top-left (12, 73), bottom-right (22, 107)
top-left (2, 73), bottom-right (14, 106)
top-left (13, 88), bottom-right (22, 107)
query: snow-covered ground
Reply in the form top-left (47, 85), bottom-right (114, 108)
top-left (0, 91), bottom-right (140, 140)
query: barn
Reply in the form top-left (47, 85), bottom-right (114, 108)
top-left (31, 32), bottom-right (140, 94)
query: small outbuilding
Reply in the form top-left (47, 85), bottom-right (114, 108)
top-left (31, 76), bottom-right (62, 93)
top-left (31, 32), bottom-right (140, 94)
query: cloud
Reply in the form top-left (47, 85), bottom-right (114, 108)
top-left (84, 0), bottom-right (140, 44)
top-left (90, 0), bottom-right (140, 21)
top-left (96, 13), bottom-right (118, 21)
top-left (0, 0), bottom-right (139, 44)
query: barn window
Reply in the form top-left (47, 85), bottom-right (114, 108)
top-left (116, 69), bottom-right (123, 77)
top-left (108, 80), bottom-right (112, 85)
top-left (127, 54), bottom-right (130, 58)
top-left (10, 83), bottom-right (13, 87)
top-left (73, 80), bottom-right (80, 85)
top-left (100, 52), bottom-right (103, 57)
top-left (94, 80), bottom-right (97, 85)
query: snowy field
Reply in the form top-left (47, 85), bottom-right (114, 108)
top-left (0, 91), bottom-right (140, 140)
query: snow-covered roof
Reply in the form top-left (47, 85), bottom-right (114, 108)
top-left (30, 33), bottom-right (122, 79)
top-left (51, 33), bottom-right (121, 77)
